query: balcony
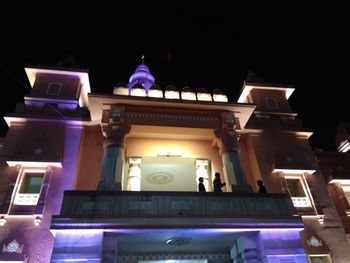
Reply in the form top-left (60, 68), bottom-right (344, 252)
top-left (51, 191), bottom-right (302, 230)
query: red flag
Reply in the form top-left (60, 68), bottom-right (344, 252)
top-left (167, 48), bottom-right (172, 63)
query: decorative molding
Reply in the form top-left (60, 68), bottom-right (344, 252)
top-left (166, 237), bottom-right (192, 246)
top-left (126, 112), bottom-right (219, 123)
top-left (307, 236), bottom-right (322, 247)
top-left (101, 106), bottom-right (130, 139)
top-left (146, 172), bottom-right (174, 185)
top-left (2, 239), bottom-right (24, 254)
top-left (118, 252), bottom-right (230, 262)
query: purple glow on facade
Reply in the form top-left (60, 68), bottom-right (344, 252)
top-left (50, 227), bottom-right (308, 262)
top-left (51, 227), bottom-right (304, 235)
top-left (51, 220), bottom-right (304, 230)
top-left (0, 123), bottom-right (84, 262)
top-left (51, 230), bottom-right (103, 262)
top-left (259, 229), bottom-right (308, 263)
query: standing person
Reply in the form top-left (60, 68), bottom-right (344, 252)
top-left (257, 179), bottom-right (267, 193)
top-left (213, 172), bottom-right (226, 192)
top-left (198, 177), bottom-right (206, 192)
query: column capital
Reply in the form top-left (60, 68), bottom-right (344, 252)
top-left (222, 112), bottom-right (239, 130)
top-left (214, 112), bottom-right (242, 153)
top-left (129, 157), bottom-right (142, 165)
top-left (214, 129), bottom-right (240, 153)
top-left (101, 105), bottom-right (130, 147)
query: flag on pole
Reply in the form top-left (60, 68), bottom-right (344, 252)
top-left (167, 48), bottom-right (172, 64)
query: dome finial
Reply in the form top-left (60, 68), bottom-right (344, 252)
top-left (127, 56), bottom-right (155, 94)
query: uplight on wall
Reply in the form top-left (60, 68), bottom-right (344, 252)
top-left (0, 216), bottom-right (7, 226)
top-left (34, 216), bottom-right (42, 226)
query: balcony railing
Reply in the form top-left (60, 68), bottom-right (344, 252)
top-left (57, 191), bottom-right (296, 219)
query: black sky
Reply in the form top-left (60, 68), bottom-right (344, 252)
top-left (1, 2), bottom-right (349, 150)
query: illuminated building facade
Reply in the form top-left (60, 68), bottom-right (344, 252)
top-left (315, 123), bottom-right (350, 246)
top-left (0, 61), bottom-right (350, 262)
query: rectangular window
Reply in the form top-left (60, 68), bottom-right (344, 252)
top-left (47, 82), bottom-right (62, 95)
top-left (19, 173), bottom-right (43, 193)
top-left (14, 170), bottom-right (45, 206)
top-left (285, 176), bottom-right (312, 208)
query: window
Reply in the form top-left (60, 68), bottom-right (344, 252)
top-left (285, 176), bottom-right (312, 208)
top-left (265, 97), bottom-right (279, 109)
top-left (19, 173), bottom-right (43, 193)
top-left (14, 170), bottom-right (45, 206)
top-left (308, 254), bottom-right (332, 263)
top-left (47, 82), bottom-right (62, 95)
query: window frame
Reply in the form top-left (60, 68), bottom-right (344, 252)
top-left (13, 168), bottom-right (46, 206)
top-left (308, 254), bottom-right (332, 263)
top-left (284, 175), bottom-right (312, 208)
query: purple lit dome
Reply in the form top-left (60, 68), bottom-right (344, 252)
top-left (127, 62), bottom-right (155, 94)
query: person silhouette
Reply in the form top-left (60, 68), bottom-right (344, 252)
top-left (257, 180), bottom-right (267, 193)
top-left (198, 177), bottom-right (206, 192)
top-left (213, 172), bottom-right (226, 192)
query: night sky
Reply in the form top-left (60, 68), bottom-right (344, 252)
top-left (1, 3), bottom-right (349, 151)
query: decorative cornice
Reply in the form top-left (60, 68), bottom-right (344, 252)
top-left (126, 112), bottom-right (219, 123)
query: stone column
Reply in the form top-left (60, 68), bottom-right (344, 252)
top-left (216, 113), bottom-right (252, 193)
top-left (98, 106), bottom-right (130, 191)
top-left (196, 159), bottom-right (210, 191)
top-left (127, 157), bottom-right (142, 191)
